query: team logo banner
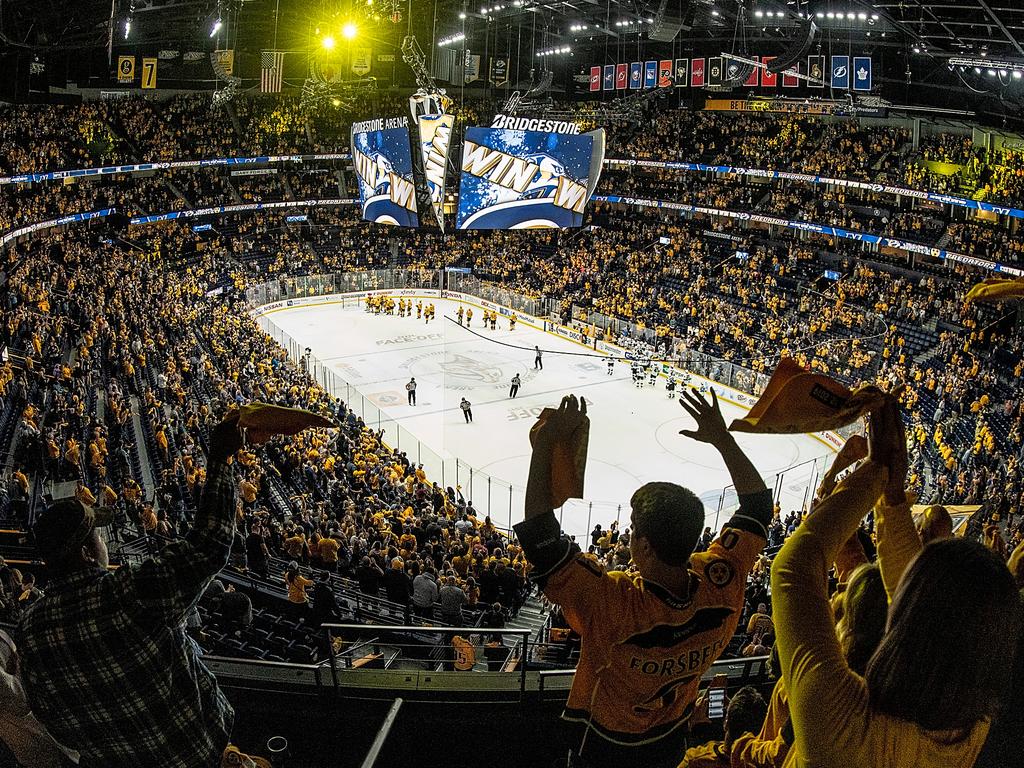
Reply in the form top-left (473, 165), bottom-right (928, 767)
top-left (629, 62), bottom-right (642, 89)
top-left (674, 58), bottom-right (688, 87)
top-left (691, 58), bottom-right (706, 87)
top-left (590, 66), bottom-right (601, 92)
top-left (350, 116), bottom-right (419, 227)
top-left (831, 55), bottom-right (849, 89)
top-left (761, 57), bottom-right (777, 86)
top-left (853, 56), bottom-right (872, 91)
top-left (455, 125), bottom-right (596, 230)
top-left (708, 57), bottom-right (723, 86)
top-left (808, 55), bottom-right (825, 87)
top-left (416, 113), bottom-right (454, 231)
top-left (615, 63), bottom-right (628, 89)
top-left (603, 65), bottom-right (615, 90)
top-left (743, 57), bottom-right (760, 86)
top-left (490, 57), bottom-right (509, 86)
top-left (659, 60), bottom-right (673, 88)
top-left (644, 61), bottom-right (657, 88)
top-left (117, 56), bottom-right (135, 84)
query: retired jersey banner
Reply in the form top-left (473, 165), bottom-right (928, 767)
top-left (351, 116), bottom-right (419, 227)
top-left (708, 57), bottom-right (723, 86)
top-left (831, 55), bottom-right (849, 89)
top-left (629, 61), bottom-right (642, 89)
top-left (615, 63), bottom-right (628, 89)
top-left (659, 60), bottom-right (673, 88)
top-left (141, 58), bottom-right (157, 89)
top-left (456, 125), bottom-right (596, 230)
top-left (416, 113), bottom-right (454, 231)
top-left (808, 55), bottom-right (825, 87)
top-left (644, 61), bottom-right (657, 89)
top-left (117, 56), bottom-right (135, 84)
top-left (761, 58), bottom-right (777, 86)
top-left (691, 58), bottom-right (706, 87)
top-left (490, 57), bottom-right (509, 86)
top-left (853, 56), bottom-right (872, 91)
top-left (603, 65), bottom-right (615, 90)
top-left (590, 66), bottom-right (601, 91)
top-left (743, 58), bottom-right (760, 86)
top-left (674, 58), bottom-right (688, 87)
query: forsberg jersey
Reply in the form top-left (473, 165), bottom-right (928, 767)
top-left (547, 529), bottom-right (763, 744)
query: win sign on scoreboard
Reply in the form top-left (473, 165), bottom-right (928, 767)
top-left (351, 116), bottom-right (420, 227)
top-left (455, 118), bottom-right (604, 230)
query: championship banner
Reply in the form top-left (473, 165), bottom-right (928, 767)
top-left (831, 55), bottom-right (850, 89)
top-left (761, 58), bottom-right (777, 86)
top-left (350, 116), bottom-right (419, 227)
top-left (629, 61), bottom-right (642, 89)
top-left (590, 66), bottom-right (601, 92)
top-left (658, 60), bottom-right (673, 88)
top-left (644, 61), bottom-right (657, 89)
top-left (417, 113), bottom-right (454, 230)
top-left (603, 65), bottom-right (615, 90)
top-left (615, 63), bottom-right (628, 89)
top-left (708, 57), bottom-right (723, 87)
top-left (743, 58), bottom-right (760, 86)
top-left (691, 58), bottom-right (705, 87)
top-left (141, 58), bottom-right (157, 89)
top-left (782, 68), bottom-right (799, 87)
top-left (214, 49), bottom-right (234, 76)
top-left (455, 124), bottom-right (596, 230)
top-left (674, 58), bottom-right (688, 87)
top-left (117, 56), bottom-right (135, 84)
top-left (808, 55), bottom-right (825, 87)
top-left (853, 56), bottom-right (872, 91)
top-left (490, 57), bottom-right (509, 86)
top-left (352, 48), bottom-right (373, 76)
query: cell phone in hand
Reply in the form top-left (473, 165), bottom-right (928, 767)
top-left (707, 673), bottom-right (728, 720)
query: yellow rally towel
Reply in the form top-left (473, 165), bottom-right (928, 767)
top-left (965, 278), bottom-right (1024, 303)
top-left (730, 358), bottom-right (887, 434)
top-left (529, 409), bottom-right (589, 509)
top-left (237, 403), bottom-right (335, 445)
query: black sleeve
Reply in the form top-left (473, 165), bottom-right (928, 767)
top-left (724, 488), bottom-right (773, 539)
top-left (513, 512), bottom-right (580, 586)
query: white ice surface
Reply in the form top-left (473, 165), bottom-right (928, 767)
top-left (262, 299), bottom-right (834, 541)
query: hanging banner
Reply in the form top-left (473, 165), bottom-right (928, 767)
top-left (615, 63), bottom-right (628, 89)
top-left (658, 59), bottom-right (673, 88)
top-left (141, 58), bottom-right (157, 89)
top-left (213, 49), bottom-right (234, 76)
top-left (644, 60), bottom-right (658, 88)
top-left (464, 52), bottom-right (481, 83)
top-left (691, 58), bottom-right (705, 87)
top-left (743, 57), bottom-right (760, 86)
top-left (831, 55), bottom-right (850, 89)
top-left (782, 68), bottom-right (800, 87)
top-left (674, 58), bottom-right (688, 87)
top-left (853, 56), bottom-right (872, 91)
top-left (350, 116), bottom-right (419, 227)
top-left (117, 56), bottom-right (135, 84)
top-left (602, 64), bottom-right (615, 90)
top-left (352, 48), bottom-right (373, 76)
top-left (808, 55), bottom-right (825, 87)
top-left (629, 61), bottom-right (642, 89)
top-left (589, 66), bottom-right (601, 91)
top-left (417, 113), bottom-right (454, 231)
top-left (708, 57), bottom-right (723, 86)
top-left (761, 58), bottom-right (777, 87)
top-left (490, 57), bottom-right (509, 86)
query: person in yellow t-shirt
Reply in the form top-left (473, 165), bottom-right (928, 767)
top-left (285, 563), bottom-right (314, 617)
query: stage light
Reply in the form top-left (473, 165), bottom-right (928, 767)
top-left (322, 35), bottom-right (336, 49)
top-left (459, 11), bottom-right (466, 18)
top-left (342, 22), bottom-right (357, 39)
top-left (123, 20), bottom-right (131, 39)
top-left (210, 18), bottom-right (222, 37)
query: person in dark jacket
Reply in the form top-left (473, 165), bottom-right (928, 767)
top-left (383, 559), bottom-right (413, 624)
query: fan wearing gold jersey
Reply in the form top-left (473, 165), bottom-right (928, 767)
top-left (515, 391), bottom-right (771, 768)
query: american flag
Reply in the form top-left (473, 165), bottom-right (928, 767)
top-left (261, 50), bottom-right (285, 93)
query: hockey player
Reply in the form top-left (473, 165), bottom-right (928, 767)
top-left (666, 375), bottom-right (677, 398)
top-left (606, 357), bottom-right (615, 376)
top-left (416, 301), bottom-right (423, 319)
top-left (491, 313), bottom-right (498, 330)
top-left (509, 314), bottom-right (517, 331)
top-left (466, 308), bottom-right (473, 327)
top-left (457, 306), bottom-right (465, 325)
top-left (631, 362), bottom-right (643, 388)
top-left (648, 366), bottom-right (658, 387)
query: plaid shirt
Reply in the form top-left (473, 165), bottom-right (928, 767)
top-left (18, 459), bottom-right (237, 768)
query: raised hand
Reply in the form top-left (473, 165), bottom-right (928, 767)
top-left (867, 396), bottom-right (908, 504)
top-left (678, 388), bottom-right (730, 447)
top-left (532, 394), bottom-right (588, 448)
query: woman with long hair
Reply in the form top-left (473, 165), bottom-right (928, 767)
top-left (771, 399), bottom-right (1020, 766)
top-left (284, 561), bottom-right (314, 620)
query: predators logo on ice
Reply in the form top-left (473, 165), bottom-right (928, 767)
top-left (440, 353), bottom-right (504, 386)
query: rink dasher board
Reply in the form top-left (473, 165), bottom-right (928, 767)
top-left (249, 289), bottom-right (844, 455)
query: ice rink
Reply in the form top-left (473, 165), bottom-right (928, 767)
top-left (259, 298), bottom-right (835, 540)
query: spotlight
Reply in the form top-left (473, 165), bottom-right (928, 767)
top-left (342, 22), bottom-right (357, 39)
top-left (210, 18), bottom-right (222, 37)
top-left (322, 35), bottom-right (336, 50)
top-left (123, 19), bottom-right (131, 39)
top-left (459, 11), bottom-right (466, 18)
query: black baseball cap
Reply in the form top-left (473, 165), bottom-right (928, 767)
top-left (34, 499), bottom-right (114, 563)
